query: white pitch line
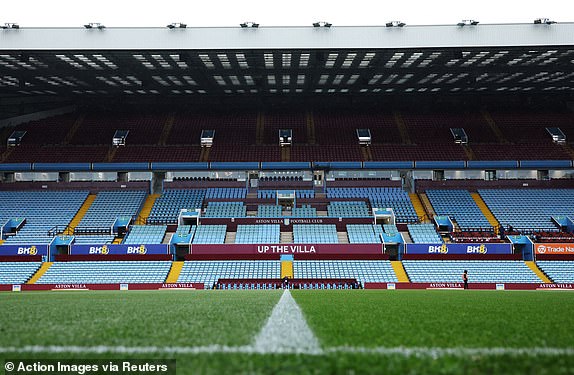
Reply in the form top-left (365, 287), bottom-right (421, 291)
top-left (252, 289), bottom-right (323, 354)
top-left (1, 345), bottom-right (573, 357)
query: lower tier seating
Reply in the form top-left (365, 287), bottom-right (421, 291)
top-left (0, 262), bottom-right (42, 284)
top-left (402, 260), bottom-right (541, 283)
top-left (177, 260), bottom-right (281, 288)
top-left (36, 261), bottom-right (171, 284)
top-left (293, 260), bottom-right (398, 285)
top-left (536, 261), bottom-right (574, 283)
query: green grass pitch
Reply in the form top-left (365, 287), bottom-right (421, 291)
top-left (1, 290), bottom-right (574, 374)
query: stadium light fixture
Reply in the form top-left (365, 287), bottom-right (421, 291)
top-left (167, 22), bottom-right (187, 29)
top-left (84, 23), bottom-right (105, 29)
top-left (1, 23), bottom-right (19, 29)
top-left (534, 18), bottom-right (556, 25)
top-left (240, 22), bottom-right (259, 28)
top-left (313, 21), bottom-right (332, 28)
top-left (457, 20), bottom-right (479, 26)
top-left (386, 21), bottom-right (406, 27)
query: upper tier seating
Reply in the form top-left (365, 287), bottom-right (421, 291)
top-left (479, 189), bottom-right (574, 232)
top-left (383, 224), bottom-right (399, 235)
top-left (177, 260), bottom-right (281, 288)
top-left (263, 112), bottom-right (308, 144)
top-left (75, 191), bottom-right (147, 234)
top-left (290, 145), bottom-right (364, 162)
top-left (491, 111), bottom-right (574, 143)
top-left (426, 190), bottom-right (491, 231)
top-left (235, 225), bottom-right (280, 244)
top-left (208, 145), bottom-right (282, 162)
top-left (123, 225), bottom-right (167, 244)
top-left (257, 205), bottom-right (283, 218)
top-left (192, 225), bottom-right (227, 244)
top-left (370, 144), bottom-right (468, 161)
top-left (327, 201), bottom-right (370, 217)
top-left (203, 202), bottom-right (246, 218)
top-left (147, 189), bottom-right (206, 224)
top-left (402, 260), bottom-right (541, 283)
top-left (536, 261), bottom-right (574, 283)
top-left (112, 145), bottom-right (202, 162)
top-left (70, 112), bottom-right (166, 145)
top-left (36, 261), bottom-right (171, 284)
top-left (257, 190), bottom-right (315, 199)
top-left (293, 260), bottom-right (398, 284)
top-left (346, 224), bottom-right (382, 243)
top-left (0, 262), bottom-right (42, 284)
top-left (291, 205), bottom-right (317, 217)
top-left (403, 112), bottom-right (497, 143)
top-left (73, 235), bottom-right (115, 244)
top-left (166, 112), bottom-right (256, 146)
top-left (293, 224), bottom-right (338, 243)
top-left (205, 188), bottom-right (247, 200)
top-left (0, 190), bottom-right (89, 244)
top-left (12, 113), bottom-right (78, 145)
top-left (5, 145), bottom-right (109, 163)
top-left (327, 187), bottom-right (417, 223)
top-left (407, 224), bottom-right (442, 244)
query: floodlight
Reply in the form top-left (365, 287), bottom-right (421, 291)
top-left (313, 21), bottom-right (332, 28)
top-left (2, 23), bottom-right (19, 29)
top-left (167, 23), bottom-right (187, 29)
top-left (534, 18), bottom-right (556, 25)
top-left (240, 22), bottom-right (259, 28)
top-left (457, 20), bottom-right (479, 26)
top-left (84, 23), bottom-right (105, 29)
top-left (386, 21), bottom-right (405, 27)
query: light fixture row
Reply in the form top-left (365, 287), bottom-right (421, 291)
top-left (1, 19), bottom-right (560, 31)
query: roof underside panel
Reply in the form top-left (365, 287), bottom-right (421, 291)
top-left (0, 25), bottom-right (573, 97)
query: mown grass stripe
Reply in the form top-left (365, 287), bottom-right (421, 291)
top-left (1, 345), bottom-right (573, 357)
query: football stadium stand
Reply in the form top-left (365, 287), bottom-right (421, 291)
top-left (536, 261), bottom-right (574, 283)
top-left (426, 190), bottom-right (492, 231)
top-left (0, 191), bottom-right (89, 244)
top-left (75, 191), bottom-right (147, 234)
top-left (257, 205), bottom-right (283, 217)
top-left (177, 260), bottom-right (281, 288)
top-left (36, 261), bottom-right (171, 284)
top-left (191, 225), bottom-right (227, 244)
top-left (291, 205), bottom-right (317, 217)
top-left (123, 225), bottom-right (167, 244)
top-left (479, 189), bottom-right (574, 232)
top-left (293, 260), bottom-right (398, 284)
top-left (346, 224), bottom-right (382, 243)
top-left (407, 224), bottom-right (442, 244)
top-left (203, 202), bottom-right (246, 218)
top-left (402, 261), bottom-right (541, 283)
top-left (235, 224), bottom-right (280, 244)
top-left (327, 201), bottom-right (370, 218)
top-left (146, 189), bottom-right (206, 224)
top-left (293, 224), bottom-right (339, 244)
top-left (0, 262), bottom-right (42, 284)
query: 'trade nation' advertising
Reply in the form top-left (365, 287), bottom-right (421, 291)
top-left (535, 243), bottom-right (574, 255)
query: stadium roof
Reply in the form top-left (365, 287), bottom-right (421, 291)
top-left (0, 24), bottom-right (573, 98)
